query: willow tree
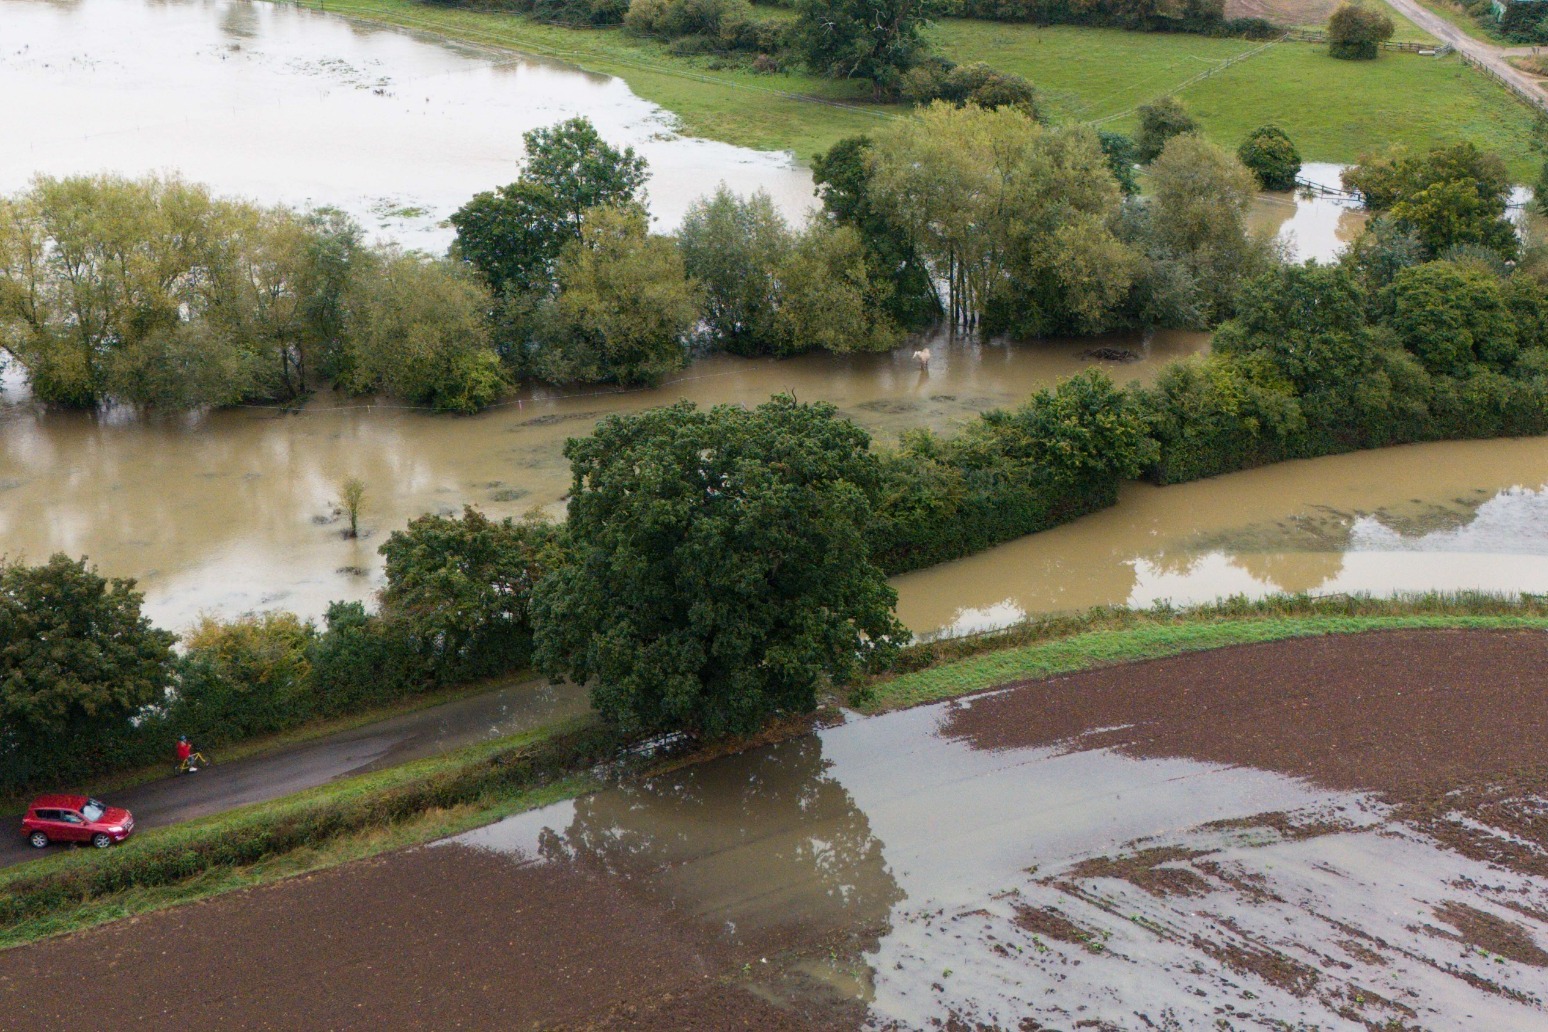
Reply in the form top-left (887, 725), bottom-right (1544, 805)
top-left (865, 102), bottom-right (1131, 335)
top-left (0, 174), bottom-right (363, 408)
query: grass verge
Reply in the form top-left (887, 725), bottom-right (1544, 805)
top-left (273, 2), bottom-right (1545, 176)
top-left (858, 591), bottom-right (1548, 711)
top-left (0, 718), bottom-right (611, 949)
top-left (1410, 0), bottom-right (1505, 43)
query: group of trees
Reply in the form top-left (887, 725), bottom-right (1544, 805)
top-left (452, 118), bottom-right (901, 385)
top-left (8, 129), bottom-right (1547, 778)
top-left (0, 176), bottom-right (504, 413)
top-left (807, 100), bottom-right (1274, 338)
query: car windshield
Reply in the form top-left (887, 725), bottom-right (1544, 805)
top-left (81, 800), bottom-right (106, 821)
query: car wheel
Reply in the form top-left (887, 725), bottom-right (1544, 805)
top-left (91, 833), bottom-right (112, 849)
top-left (28, 831), bottom-right (48, 849)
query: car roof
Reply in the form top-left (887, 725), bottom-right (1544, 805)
top-left (29, 794), bottom-right (88, 809)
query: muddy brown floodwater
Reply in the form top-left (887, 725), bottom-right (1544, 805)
top-left (6, 629), bottom-right (1548, 1029)
top-left (894, 435), bottom-right (1548, 637)
top-left (0, 330), bottom-right (1211, 628)
top-left (0, 0), bottom-right (817, 243)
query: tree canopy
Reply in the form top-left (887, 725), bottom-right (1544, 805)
top-left (380, 506), bottom-right (563, 683)
top-left (451, 117), bottom-right (648, 296)
top-left (1134, 96), bottom-right (1198, 164)
top-left (531, 204), bottom-right (702, 385)
top-left (1237, 125), bottom-right (1301, 191)
top-left (793, 0), bottom-right (937, 91)
top-left (1343, 143), bottom-right (1517, 259)
top-left (1328, 2), bottom-right (1394, 59)
top-left (532, 395), bottom-right (906, 738)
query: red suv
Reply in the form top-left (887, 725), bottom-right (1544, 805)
top-left (21, 794), bottom-right (135, 850)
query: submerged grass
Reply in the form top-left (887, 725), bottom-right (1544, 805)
top-left (270, 1), bottom-right (1546, 177)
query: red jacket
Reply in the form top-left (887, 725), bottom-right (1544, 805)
top-left (177, 741), bottom-right (192, 761)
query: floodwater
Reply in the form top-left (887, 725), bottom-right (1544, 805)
top-left (895, 436), bottom-right (1548, 637)
top-left (3, 0), bottom-right (1378, 251)
top-left (0, 0), bottom-right (816, 241)
top-left (1248, 162), bottom-right (1367, 263)
top-left (447, 697), bottom-right (1548, 1028)
top-left (0, 329), bottom-right (1212, 628)
top-left (3, 0), bottom-right (1540, 634)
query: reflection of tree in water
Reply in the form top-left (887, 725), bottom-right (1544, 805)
top-left (1142, 494), bottom-right (1503, 596)
top-left (537, 734), bottom-right (904, 948)
top-left (1228, 549), bottom-right (1347, 596)
top-left (218, 2), bottom-right (258, 40)
top-left (1365, 494), bottom-right (1492, 538)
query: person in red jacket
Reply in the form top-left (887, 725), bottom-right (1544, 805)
top-left (175, 736), bottom-right (207, 774)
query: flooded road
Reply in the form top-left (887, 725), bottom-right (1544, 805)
top-left (0, 0), bottom-right (815, 242)
top-left (439, 630), bottom-right (1548, 1029)
top-left (894, 436), bottom-right (1548, 637)
top-left (0, 330), bottom-right (1211, 628)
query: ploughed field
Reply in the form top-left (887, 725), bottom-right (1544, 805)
top-left (4, 630), bottom-right (1548, 1029)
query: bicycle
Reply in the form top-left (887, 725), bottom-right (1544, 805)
top-left (175, 750), bottom-right (211, 775)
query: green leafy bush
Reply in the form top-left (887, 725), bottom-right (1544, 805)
top-left (1237, 125), bottom-right (1301, 191)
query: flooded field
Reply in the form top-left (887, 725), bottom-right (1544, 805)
top-left (0, 330), bottom-right (1211, 627)
top-left (0, 0), bottom-right (815, 242)
top-left (3, 2), bottom-right (1541, 635)
top-left (442, 630), bottom-right (1548, 1029)
top-left (11, 630), bottom-right (1547, 1029)
top-left (895, 436), bottom-right (1548, 637)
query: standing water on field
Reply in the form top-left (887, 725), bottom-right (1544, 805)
top-left (445, 672), bottom-right (1548, 1029)
top-left (0, 0), bottom-right (816, 242)
top-left (3, 0), bottom-right (1543, 633)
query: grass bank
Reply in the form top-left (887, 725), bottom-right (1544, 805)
top-left (274, 1), bottom-right (1545, 177)
top-left (0, 719), bottom-right (611, 949)
top-left (6, 592), bottom-right (1546, 951)
top-left (858, 591), bottom-right (1548, 711)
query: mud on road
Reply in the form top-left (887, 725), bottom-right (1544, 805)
top-left (3, 629), bottom-right (1548, 1030)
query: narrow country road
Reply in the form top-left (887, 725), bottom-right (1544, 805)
top-left (0, 678), bottom-right (590, 871)
top-left (1380, 0), bottom-right (1548, 111)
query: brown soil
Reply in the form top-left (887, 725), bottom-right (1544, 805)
top-left (1225, 0), bottom-right (1340, 24)
top-left (943, 629), bottom-right (1548, 806)
top-left (1428, 901), bottom-right (1548, 967)
top-left (0, 845), bottom-right (854, 1031)
top-left (1013, 903), bottom-right (1096, 946)
top-left (4, 628), bottom-right (1547, 1029)
top-left (1065, 846), bottom-right (1213, 897)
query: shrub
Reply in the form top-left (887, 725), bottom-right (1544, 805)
top-left (310, 602), bottom-right (424, 715)
top-left (901, 59), bottom-right (1039, 114)
top-left (1135, 96), bottom-right (1198, 164)
top-left (1237, 125), bottom-right (1301, 191)
top-left (379, 507), bottom-right (563, 685)
top-left (174, 614), bottom-right (319, 742)
top-left (1328, 2), bottom-right (1394, 59)
top-left (1389, 261), bottom-right (1518, 376)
